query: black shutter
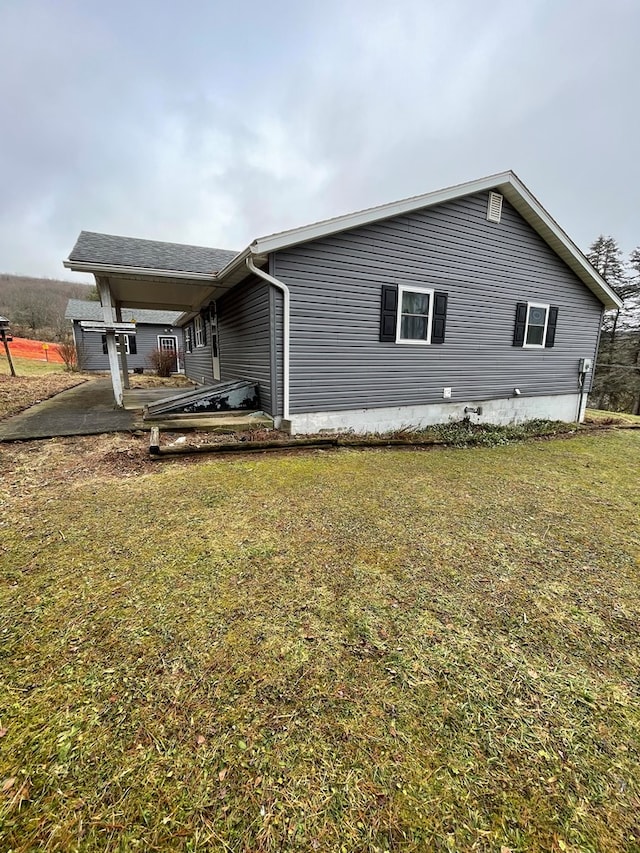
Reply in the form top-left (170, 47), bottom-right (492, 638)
top-left (129, 335), bottom-right (137, 355)
top-left (545, 307), bottom-right (558, 348)
top-left (513, 302), bottom-right (527, 347)
top-left (431, 291), bottom-right (448, 344)
top-left (101, 334), bottom-right (107, 354)
top-left (202, 313), bottom-right (208, 347)
top-left (380, 285), bottom-right (398, 342)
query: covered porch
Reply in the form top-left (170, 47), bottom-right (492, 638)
top-left (63, 231), bottom-right (255, 408)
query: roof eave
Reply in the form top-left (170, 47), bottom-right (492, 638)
top-left (63, 258), bottom-right (217, 282)
top-left (250, 171), bottom-right (514, 255)
top-left (248, 170), bottom-right (622, 311)
top-left (499, 175), bottom-right (623, 311)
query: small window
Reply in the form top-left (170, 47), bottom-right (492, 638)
top-left (396, 285), bottom-right (434, 344)
top-left (513, 302), bottom-right (558, 348)
top-left (524, 303), bottom-right (549, 348)
top-left (184, 325), bottom-right (193, 354)
top-left (102, 334), bottom-right (135, 355)
top-left (115, 334), bottom-right (130, 355)
top-left (194, 315), bottom-right (205, 348)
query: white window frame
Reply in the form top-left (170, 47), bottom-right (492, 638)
top-left (395, 285), bottom-right (435, 345)
top-left (115, 334), bottom-right (130, 355)
top-left (194, 315), bottom-right (205, 348)
top-left (184, 325), bottom-right (192, 354)
top-left (523, 302), bottom-right (550, 349)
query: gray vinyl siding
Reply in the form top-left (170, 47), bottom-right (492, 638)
top-left (217, 276), bottom-right (275, 415)
top-left (73, 322), bottom-right (183, 372)
top-left (183, 327), bottom-right (215, 385)
top-left (273, 192), bottom-right (603, 414)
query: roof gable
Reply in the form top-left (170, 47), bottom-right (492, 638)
top-left (245, 171), bottom-right (621, 310)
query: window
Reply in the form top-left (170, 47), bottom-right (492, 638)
top-left (397, 286), bottom-right (434, 344)
top-left (194, 315), bottom-right (205, 348)
top-left (513, 302), bottom-right (558, 348)
top-left (185, 325), bottom-right (193, 354)
top-left (102, 334), bottom-right (136, 355)
top-left (380, 285), bottom-right (448, 344)
top-left (115, 335), bottom-right (130, 355)
top-left (524, 303), bottom-right (548, 347)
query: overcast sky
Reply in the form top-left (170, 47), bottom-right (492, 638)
top-left (1, 0), bottom-right (638, 282)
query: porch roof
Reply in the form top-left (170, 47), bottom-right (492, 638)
top-left (68, 231), bottom-right (238, 276)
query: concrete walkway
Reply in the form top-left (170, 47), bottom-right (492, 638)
top-left (0, 379), bottom-right (137, 441)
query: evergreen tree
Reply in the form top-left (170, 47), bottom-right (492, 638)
top-left (588, 237), bottom-right (640, 414)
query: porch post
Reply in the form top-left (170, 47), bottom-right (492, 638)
top-left (96, 276), bottom-right (123, 407)
top-left (115, 303), bottom-right (130, 390)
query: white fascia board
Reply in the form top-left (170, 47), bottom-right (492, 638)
top-left (80, 321), bottom-right (137, 333)
top-left (501, 174), bottom-right (623, 311)
top-left (63, 258), bottom-right (216, 282)
top-left (248, 169), bottom-right (622, 311)
top-left (250, 171), bottom-right (513, 255)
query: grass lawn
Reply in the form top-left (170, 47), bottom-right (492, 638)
top-left (1, 432), bottom-right (639, 852)
top-left (0, 355), bottom-right (69, 377)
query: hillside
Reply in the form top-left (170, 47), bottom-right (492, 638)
top-left (0, 273), bottom-right (94, 341)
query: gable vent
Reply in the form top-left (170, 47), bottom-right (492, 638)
top-left (487, 191), bottom-right (503, 223)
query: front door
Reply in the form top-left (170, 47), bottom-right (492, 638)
top-left (158, 335), bottom-right (179, 373)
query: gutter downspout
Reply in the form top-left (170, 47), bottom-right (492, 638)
top-left (245, 256), bottom-right (290, 423)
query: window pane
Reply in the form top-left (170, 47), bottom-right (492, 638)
top-left (526, 324), bottom-right (544, 345)
top-left (402, 291), bottom-right (430, 315)
top-left (401, 315), bottom-right (428, 340)
top-left (529, 306), bottom-right (547, 326)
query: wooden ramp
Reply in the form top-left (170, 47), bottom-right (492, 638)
top-left (144, 379), bottom-right (260, 419)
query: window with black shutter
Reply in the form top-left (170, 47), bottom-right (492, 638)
top-left (513, 302), bottom-right (558, 348)
top-left (381, 285), bottom-right (448, 344)
top-left (102, 334), bottom-right (131, 355)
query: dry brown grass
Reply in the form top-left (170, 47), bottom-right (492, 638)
top-left (0, 370), bottom-right (87, 420)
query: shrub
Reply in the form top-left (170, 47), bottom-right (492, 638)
top-left (147, 347), bottom-right (177, 377)
top-left (56, 338), bottom-right (78, 371)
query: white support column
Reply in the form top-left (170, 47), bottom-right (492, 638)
top-left (115, 303), bottom-right (130, 390)
top-left (96, 276), bottom-right (123, 407)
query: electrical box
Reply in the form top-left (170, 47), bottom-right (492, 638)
top-left (443, 387), bottom-right (452, 399)
top-left (579, 358), bottom-right (593, 374)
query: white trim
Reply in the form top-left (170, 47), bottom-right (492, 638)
top-left (65, 174), bottom-right (622, 312)
top-left (194, 314), bottom-right (205, 347)
top-left (184, 324), bottom-right (193, 354)
top-left (246, 255), bottom-right (290, 420)
top-left (63, 258), bottom-right (215, 281)
top-left (522, 301), bottom-right (550, 349)
top-left (246, 172), bottom-right (621, 311)
top-left (79, 321), bottom-right (136, 333)
top-left (96, 279), bottom-right (123, 407)
top-left (288, 393), bottom-right (584, 435)
top-left (395, 285), bottom-right (434, 345)
top-left (116, 334), bottom-right (130, 355)
top-left (157, 334), bottom-right (179, 371)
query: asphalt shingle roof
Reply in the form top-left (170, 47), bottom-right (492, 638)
top-left (68, 231), bottom-right (238, 275)
top-left (65, 299), bottom-right (182, 326)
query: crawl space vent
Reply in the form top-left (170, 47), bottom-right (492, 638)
top-left (487, 191), bottom-right (503, 223)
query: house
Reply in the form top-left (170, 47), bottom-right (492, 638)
top-left (63, 171), bottom-right (622, 433)
top-left (65, 298), bottom-right (184, 373)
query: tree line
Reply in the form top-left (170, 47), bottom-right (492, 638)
top-left (587, 237), bottom-right (640, 415)
top-left (0, 274), bottom-right (94, 341)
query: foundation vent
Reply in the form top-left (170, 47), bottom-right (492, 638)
top-left (487, 191), bottom-right (503, 223)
